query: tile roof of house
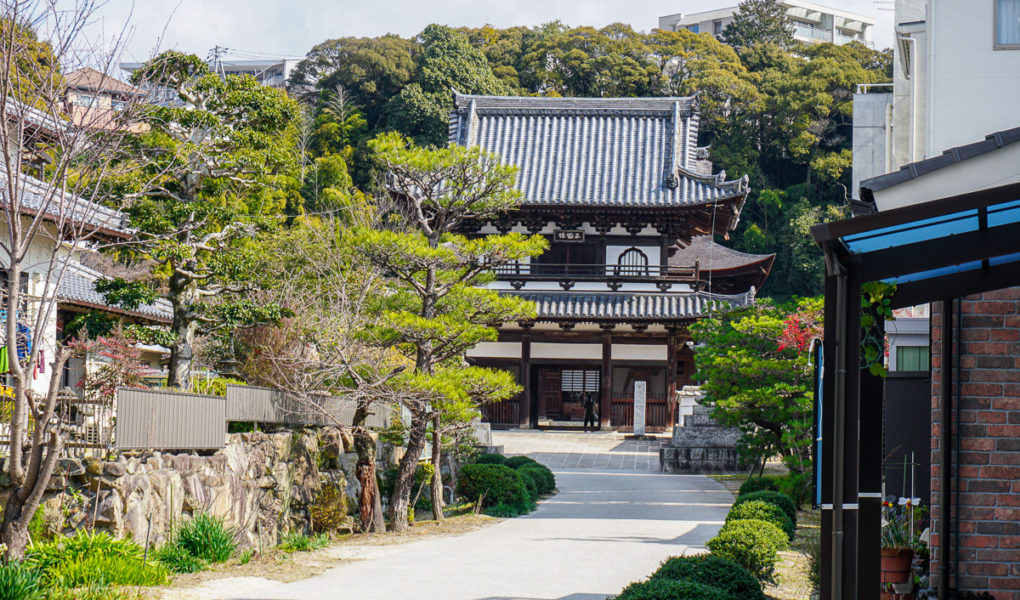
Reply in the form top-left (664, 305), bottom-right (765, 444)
top-left (1, 169), bottom-right (130, 236)
top-left (859, 126), bottom-right (1020, 198)
top-left (59, 260), bottom-right (172, 322)
top-left (449, 93), bottom-right (749, 209)
top-left (64, 68), bottom-right (143, 96)
top-left (669, 235), bottom-right (775, 271)
top-left (510, 289), bottom-right (754, 323)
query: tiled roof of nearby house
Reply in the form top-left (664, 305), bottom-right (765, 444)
top-left (449, 93), bottom-right (749, 208)
top-left (860, 126), bottom-right (1020, 198)
top-left (65, 68), bottom-right (143, 96)
top-left (59, 260), bottom-right (172, 322)
top-left (510, 290), bottom-right (754, 323)
top-left (669, 235), bottom-right (775, 272)
top-left (1, 169), bottom-right (130, 237)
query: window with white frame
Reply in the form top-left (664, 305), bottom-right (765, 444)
top-left (997, 0), bottom-right (1020, 48)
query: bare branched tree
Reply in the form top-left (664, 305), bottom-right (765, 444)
top-left (0, 0), bottom-right (157, 558)
top-left (236, 217), bottom-right (404, 533)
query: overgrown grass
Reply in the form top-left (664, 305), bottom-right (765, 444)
top-left (26, 530), bottom-right (168, 589)
top-left (155, 513), bottom-right (237, 573)
top-left (0, 561), bottom-right (43, 600)
top-left (278, 532), bottom-right (330, 553)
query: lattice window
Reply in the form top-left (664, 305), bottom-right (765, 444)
top-left (560, 370), bottom-right (599, 392)
top-left (615, 247), bottom-right (649, 276)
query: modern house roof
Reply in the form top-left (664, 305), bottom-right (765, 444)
top-left (511, 289), bottom-right (754, 324)
top-left (59, 260), bottom-right (171, 323)
top-left (449, 93), bottom-right (749, 210)
top-left (64, 68), bottom-right (143, 97)
top-left (858, 125), bottom-right (1020, 208)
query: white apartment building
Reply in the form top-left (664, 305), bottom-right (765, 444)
top-left (121, 55), bottom-right (301, 90)
top-left (658, 0), bottom-right (875, 46)
top-left (851, 0), bottom-right (1020, 372)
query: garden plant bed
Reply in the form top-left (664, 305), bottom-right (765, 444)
top-left (143, 512), bottom-right (499, 600)
top-left (709, 474), bottom-right (820, 600)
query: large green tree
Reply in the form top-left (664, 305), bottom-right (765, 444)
top-left (690, 297), bottom-right (821, 504)
top-left (115, 52), bottom-right (299, 388)
top-left (383, 24), bottom-right (511, 146)
top-left (721, 0), bottom-right (795, 50)
top-left (355, 132), bottom-right (546, 530)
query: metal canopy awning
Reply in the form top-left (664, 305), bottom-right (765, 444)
top-left (810, 180), bottom-right (1020, 600)
top-left (812, 181), bottom-right (1020, 308)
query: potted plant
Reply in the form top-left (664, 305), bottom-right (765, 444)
top-left (881, 497), bottom-right (926, 598)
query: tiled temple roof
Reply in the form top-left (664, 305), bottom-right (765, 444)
top-left (670, 235), bottom-right (775, 271)
top-left (511, 290), bottom-right (754, 323)
top-left (449, 93), bottom-right (748, 209)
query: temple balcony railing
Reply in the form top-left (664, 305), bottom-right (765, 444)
top-left (489, 262), bottom-right (704, 291)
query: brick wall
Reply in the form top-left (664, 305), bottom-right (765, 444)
top-left (930, 291), bottom-right (1020, 600)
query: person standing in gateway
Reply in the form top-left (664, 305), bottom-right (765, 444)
top-left (583, 395), bottom-right (598, 433)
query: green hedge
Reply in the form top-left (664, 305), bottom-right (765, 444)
top-left (738, 477), bottom-right (778, 496)
top-left (650, 554), bottom-right (764, 600)
top-left (726, 499), bottom-right (795, 541)
top-left (504, 455), bottom-right (540, 470)
top-left (518, 468), bottom-right (540, 498)
top-left (615, 578), bottom-right (731, 600)
top-left (520, 465), bottom-right (556, 495)
top-left (472, 453), bottom-right (507, 465)
top-left (732, 490), bottom-right (798, 528)
top-left (706, 518), bottom-right (788, 583)
top-left (456, 464), bottom-right (531, 512)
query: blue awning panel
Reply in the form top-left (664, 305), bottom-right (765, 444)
top-left (842, 210), bottom-right (979, 254)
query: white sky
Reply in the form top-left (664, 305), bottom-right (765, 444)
top-left (65, 0), bottom-right (896, 67)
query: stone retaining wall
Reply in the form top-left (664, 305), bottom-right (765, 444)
top-left (31, 427), bottom-right (397, 548)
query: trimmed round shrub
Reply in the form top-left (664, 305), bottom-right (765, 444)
top-left (706, 518), bottom-right (788, 583)
top-left (732, 490), bottom-right (798, 528)
top-left (456, 464), bottom-right (531, 510)
top-left (650, 554), bottom-right (764, 600)
top-left (738, 476), bottom-right (778, 496)
top-left (520, 465), bottom-right (556, 495)
top-left (726, 499), bottom-right (795, 541)
top-left (615, 577), bottom-right (731, 600)
top-left (518, 467), bottom-right (540, 498)
top-left (472, 453), bottom-right (507, 465)
top-left (504, 455), bottom-right (540, 470)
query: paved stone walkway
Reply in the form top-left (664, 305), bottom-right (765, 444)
top-left (224, 431), bottom-right (731, 600)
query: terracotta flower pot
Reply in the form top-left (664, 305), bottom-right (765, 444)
top-left (880, 547), bottom-right (914, 584)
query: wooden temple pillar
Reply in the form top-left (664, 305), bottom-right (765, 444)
top-left (600, 328), bottom-right (613, 428)
top-left (666, 328), bottom-right (679, 429)
top-left (520, 329), bottom-right (532, 428)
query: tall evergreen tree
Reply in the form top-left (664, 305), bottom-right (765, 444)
top-left (722, 0), bottom-right (795, 50)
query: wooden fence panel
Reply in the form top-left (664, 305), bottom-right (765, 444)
top-left (116, 388), bottom-right (226, 450)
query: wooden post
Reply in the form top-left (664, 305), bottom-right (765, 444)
top-left (600, 330), bottom-right (612, 428)
top-left (520, 331), bottom-right (532, 428)
top-left (666, 328), bottom-right (678, 429)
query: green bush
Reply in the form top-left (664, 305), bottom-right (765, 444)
top-left (153, 543), bottom-right (206, 574)
top-left (310, 485), bottom-right (349, 533)
top-left (472, 453), bottom-right (507, 465)
top-left (26, 530), bottom-right (168, 588)
top-left (726, 499), bottom-right (795, 541)
top-left (456, 464), bottom-right (531, 512)
top-left (775, 472), bottom-right (812, 509)
top-left (0, 561), bottom-right (43, 600)
top-left (504, 455), bottom-right (540, 470)
top-left (732, 490), bottom-right (798, 528)
top-left (520, 465), bottom-right (556, 495)
top-left (517, 468), bottom-right (539, 499)
top-left (738, 477), bottom-right (778, 496)
top-left (170, 513), bottom-right (237, 563)
top-left (650, 554), bottom-right (764, 600)
top-left (485, 500), bottom-right (535, 518)
top-left (706, 519), bottom-right (788, 583)
top-left (615, 577), bottom-right (731, 600)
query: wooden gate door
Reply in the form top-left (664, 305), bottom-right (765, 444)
top-left (537, 369), bottom-right (562, 420)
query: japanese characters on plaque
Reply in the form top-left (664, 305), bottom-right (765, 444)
top-left (554, 229), bottom-right (585, 243)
